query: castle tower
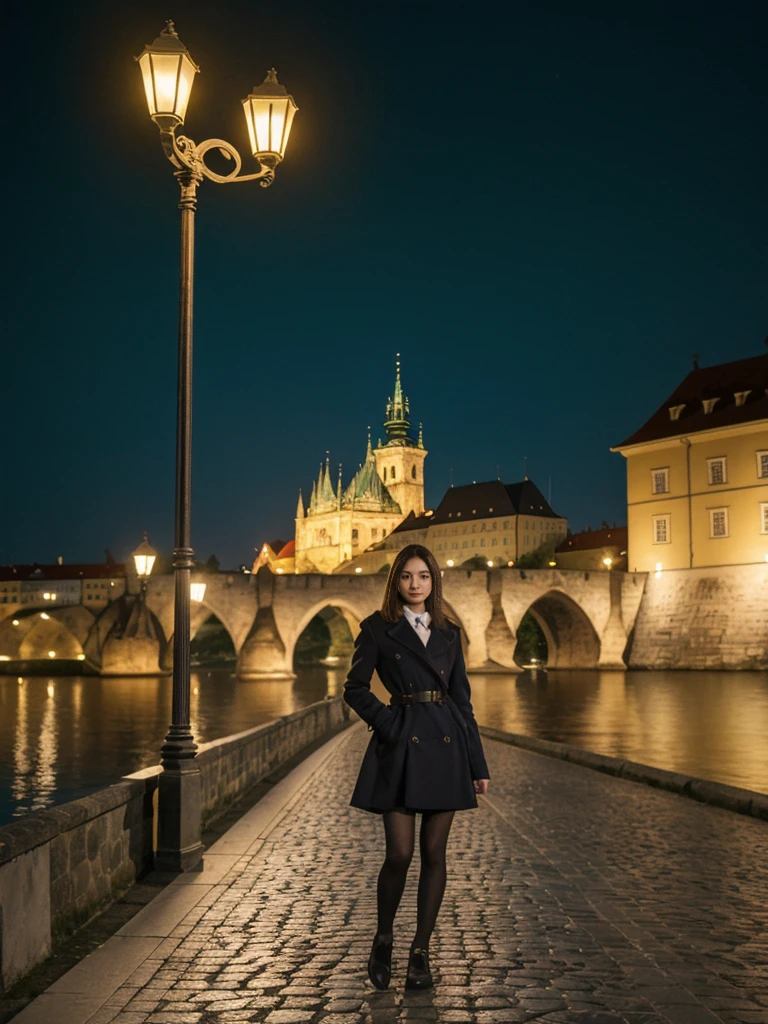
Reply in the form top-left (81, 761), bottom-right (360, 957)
top-left (373, 355), bottom-right (427, 519)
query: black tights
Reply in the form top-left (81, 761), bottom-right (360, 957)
top-left (376, 809), bottom-right (455, 948)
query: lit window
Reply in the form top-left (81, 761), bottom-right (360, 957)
top-left (760, 503), bottom-right (768, 535)
top-left (709, 507), bottom-right (729, 538)
top-left (757, 451), bottom-right (768, 479)
top-left (706, 457), bottom-right (727, 485)
top-left (652, 515), bottom-right (670, 544)
top-left (651, 468), bottom-right (669, 494)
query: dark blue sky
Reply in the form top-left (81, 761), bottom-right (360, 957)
top-left (5, 0), bottom-right (766, 568)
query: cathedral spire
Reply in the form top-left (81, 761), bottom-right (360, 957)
top-left (296, 488), bottom-right (305, 519)
top-left (383, 352), bottom-right (412, 442)
top-left (417, 422), bottom-right (424, 449)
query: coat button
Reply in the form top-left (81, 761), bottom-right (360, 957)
top-left (443, 736), bottom-right (451, 743)
top-left (395, 653), bottom-right (401, 659)
top-left (411, 735), bottom-right (419, 743)
top-left (440, 669), bottom-right (444, 675)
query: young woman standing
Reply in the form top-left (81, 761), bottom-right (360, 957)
top-left (343, 544), bottom-right (490, 991)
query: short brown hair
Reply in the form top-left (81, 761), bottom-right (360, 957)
top-left (381, 544), bottom-right (452, 631)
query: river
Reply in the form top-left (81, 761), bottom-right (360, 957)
top-left (1, 667), bottom-right (766, 825)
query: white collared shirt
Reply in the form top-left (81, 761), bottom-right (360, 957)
top-left (403, 604), bottom-right (431, 647)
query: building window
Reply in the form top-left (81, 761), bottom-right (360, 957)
top-left (709, 507), bottom-right (729, 538)
top-left (652, 514), bottom-right (670, 544)
top-left (462, 541), bottom-right (468, 549)
top-left (759, 502), bottom-right (768, 534)
top-left (411, 465), bottom-right (416, 479)
top-left (651, 467), bottom-right (669, 494)
top-left (382, 467), bottom-right (387, 481)
top-left (503, 537), bottom-right (508, 545)
top-left (702, 397), bottom-right (720, 414)
top-left (371, 528), bottom-right (378, 539)
top-left (351, 529), bottom-right (358, 541)
top-left (491, 539), bottom-right (497, 547)
top-left (391, 466), bottom-right (396, 479)
top-left (706, 457), bottom-right (727, 485)
top-left (480, 539), bottom-right (485, 547)
top-left (757, 451), bottom-right (768, 479)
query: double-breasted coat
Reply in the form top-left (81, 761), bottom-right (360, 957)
top-left (343, 610), bottom-right (490, 813)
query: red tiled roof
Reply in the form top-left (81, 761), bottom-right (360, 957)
top-left (277, 540), bottom-right (295, 559)
top-left (613, 353), bottom-right (768, 448)
top-left (555, 527), bottom-right (627, 554)
top-left (0, 564), bottom-right (127, 582)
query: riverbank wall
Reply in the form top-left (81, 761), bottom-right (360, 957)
top-left (627, 563), bottom-right (768, 670)
top-left (0, 695), bottom-right (350, 993)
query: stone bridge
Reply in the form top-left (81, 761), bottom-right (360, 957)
top-left (0, 567), bottom-right (647, 677)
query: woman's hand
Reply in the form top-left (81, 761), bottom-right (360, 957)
top-left (474, 778), bottom-right (489, 795)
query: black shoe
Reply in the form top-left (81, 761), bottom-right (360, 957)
top-left (367, 932), bottom-right (393, 990)
top-left (405, 946), bottom-right (433, 990)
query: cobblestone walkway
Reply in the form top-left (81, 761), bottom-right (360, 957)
top-left (71, 726), bottom-right (768, 1024)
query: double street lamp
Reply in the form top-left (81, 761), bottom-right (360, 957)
top-left (136, 22), bottom-right (297, 871)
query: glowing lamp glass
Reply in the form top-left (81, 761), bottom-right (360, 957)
top-left (487, 560), bottom-right (493, 567)
top-left (40, 612), bottom-right (50, 620)
top-left (355, 567), bottom-right (362, 574)
top-left (133, 532), bottom-right (157, 577)
top-left (137, 23), bottom-right (199, 126)
top-left (446, 559), bottom-right (454, 567)
top-left (12, 619), bottom-right (19, 626)
top-left (603, 557), bottom-right (613, 567)
top-left (190, 582), bottom-right (207, 603)
top-left (242, 69), bottom-right (298, 161)
top-left (48, 651), bottom-right (56, 658)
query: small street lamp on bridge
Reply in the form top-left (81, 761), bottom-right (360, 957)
top-left (135, 22), bottom-right (298, 871)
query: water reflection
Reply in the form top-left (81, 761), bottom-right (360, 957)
top-left (0, 666), bottom-right (766, 825)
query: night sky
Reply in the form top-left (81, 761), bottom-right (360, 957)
top-left (5, 1), bottom-right (766, 569)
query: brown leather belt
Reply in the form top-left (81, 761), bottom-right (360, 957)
top-left (390, 690), bottom-right (445, 706)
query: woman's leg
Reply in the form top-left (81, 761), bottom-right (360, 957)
top-left (413, 810), bottom-right (455, 948)
top-left (376, 810), bottom-right (416, 935)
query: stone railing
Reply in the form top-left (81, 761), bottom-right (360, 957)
top-left (0, 696), bottom-right (350, 993)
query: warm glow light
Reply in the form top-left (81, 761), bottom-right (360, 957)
top-left (602, 557), bottom-right (613, 568)
top-left (137, 22), bottom-right (199, 127)
top-left (17, 677), bottom-right (24, 684)
top-left (507, 561), bottom-right (514, 567)
top-left (487, 560), bottom-right (494, 567)
top-left (48, 651), bottom-right (56, 658)
top-left (548, 560), bottom-right (557, 567)
top-left (47, 682), bottom-right (55, 696)
top-left (276, 568), bottom-right (285, 574)
top-left (43, 593), bottom-right (51, 600)
top-left (133, 531), bottom-right (157, 578)
top-left (12, 619), bottom-right (19, 626)
top-left (655, 562), bottom-right (662, 572)
top-left (193, 686), bottom-right (199, 695)
top-left (40, 612), bottom-right (50, 620)
top-left (355, 567), bottom-right (363, 574)
top-left (190, 582), bottom-right (207, 603)
top-left (446, 559), bottom-right (454, 567)
top-left (242, 69), bottom-right (298, 161)
top-left (0, 656), bottom-right (9, 661)
top-left (77, 654), bottom-right (86, 661)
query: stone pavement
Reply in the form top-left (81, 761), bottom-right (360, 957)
top-left (13, 723), bottom-right (768, 1024)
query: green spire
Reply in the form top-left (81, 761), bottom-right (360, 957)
top-left (382, 353), bottom-right (416, 447)
top-left (342, 430), bottom-right (401, 513)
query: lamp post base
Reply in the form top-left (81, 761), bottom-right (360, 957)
top-left (156, 738), bottom-right (204, 872)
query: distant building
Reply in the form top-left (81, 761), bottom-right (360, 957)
top-left (611, 352), bottom-right (768, 572)
top-left (336, 477), bottom-right (567, 572)
top-left (555, 525), bottom-right (628, 571)
top-left (0, 563), bottom-right (127, 608)
top-left (292, 359), bottom-right (427, 573)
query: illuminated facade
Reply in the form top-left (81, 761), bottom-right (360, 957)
top-left (612, 352), bottom-right (768, 572)
top-left (293, 360), bottom-right (427, 573)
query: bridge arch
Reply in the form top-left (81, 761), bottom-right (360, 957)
top-left (287, 599), bottom-right (365, 670)
top-left (0, 607), bottom-right (89, 668)
top-left (515, 589), bottom-right (601, 669)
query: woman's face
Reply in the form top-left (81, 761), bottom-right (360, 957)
top-left (398, 557), bottom-right (433, 609)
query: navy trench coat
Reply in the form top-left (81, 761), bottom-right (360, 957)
top-left (343, 610), bottom-right (490, 813)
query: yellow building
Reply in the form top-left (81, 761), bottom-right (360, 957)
top-left (293, 359), bottom-right (427, 574)
top-left (612, 352), bottom-right (768, 572)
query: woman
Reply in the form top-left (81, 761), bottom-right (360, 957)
top-left (343, 544), bottom-right (490, 992)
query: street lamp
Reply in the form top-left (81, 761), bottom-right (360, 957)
top-left (136, 21), bottom-right (298, 872)
top-left (133, 532), bottom-right (157, 593)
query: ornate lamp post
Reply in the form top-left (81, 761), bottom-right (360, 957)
top-left (136, 22), bottom-right (297, 871)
